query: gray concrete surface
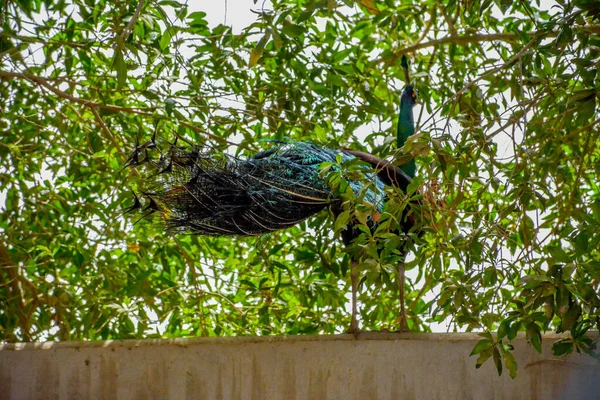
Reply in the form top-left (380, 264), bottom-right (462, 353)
top-left (1, 332), bottom-right (599, 400)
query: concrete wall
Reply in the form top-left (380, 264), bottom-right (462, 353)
top-left (1, 333), bottom-right (599, 400)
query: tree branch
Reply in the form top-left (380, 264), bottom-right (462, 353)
top-left (0, 71), bottom-right (151, 115)
top-left (421, 33), bottom-right (543, 131)
top-left (0, 241), bottom-right (34, 341)
top-left (0, 32), bottom-right (93, 49)
top-left (90, 106), bottom-right (124, 156)
top-left (0, 70), bottom-right (233, 147)
top-left (378, 32), bottom-right (527, 65)
top-left (121, 0), bottom-right (147, 41)
top-left (378, 25), bottom-right (600, 65)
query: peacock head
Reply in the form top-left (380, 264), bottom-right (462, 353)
top-left (401, 86), bottom-right (418, 109)
top-left (400, 55), bottom-right (418, 109)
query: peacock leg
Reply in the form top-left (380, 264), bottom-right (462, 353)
top-left (346, 260), bottom-right (360, 336)
top-left (397, 261), bottom-right (410, 332)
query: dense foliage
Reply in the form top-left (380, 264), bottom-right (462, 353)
top-left (1, 0), bottom-right (599, 377)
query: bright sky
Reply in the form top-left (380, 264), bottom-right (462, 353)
top-left (194, 0), bottom-right (272, 32)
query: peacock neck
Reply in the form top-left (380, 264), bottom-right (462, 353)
top-left (397, 95), bottom-right (416, 178)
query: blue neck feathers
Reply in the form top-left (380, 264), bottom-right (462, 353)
top-left (397, 86), bottom-right (416, 178)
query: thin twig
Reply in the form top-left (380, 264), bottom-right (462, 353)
top-left (453, 33), bottom-right (542, 101)
top-left (558, 127), bottom-right (595, 229)
top-left (0, 71), bottom-right (152, 115)
top-left (563, 116), bottom-right (600, 141)
top-left (430, 33), bottom-right (543, 134)
top-left (89, 106), bottom-right (124, 156)
top-left (0, 32), bottom-right (91, 49)
top-left (485, 91), bottom-right (544, 140)
top-left (406, 274), bottom-right (433, 314)
top-left (0, 71), bottom-right (233, 146)
top-left (121, 0), bottom-right (147, 41)
top-left (379, 25), bottom-right (600, 65)
top-left (380, 32), bottom-right (529, 65)
top-left (415, 6), bottom-right (436, 45)
top-left (441, 6), bottom-right (458, 37)
top-left (171, 236), bottom-right (242, 315)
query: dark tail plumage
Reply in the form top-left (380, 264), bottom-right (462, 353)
top-left (125, 140), bottom-right (391, 236)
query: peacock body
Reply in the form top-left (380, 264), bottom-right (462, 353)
top-left (131, 140), bottom-right (402, 239)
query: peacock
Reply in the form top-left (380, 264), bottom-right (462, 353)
top-left (125, 56), bottom-right (420, 333)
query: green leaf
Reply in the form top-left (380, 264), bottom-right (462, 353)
top-left (111, 41), bottom-right (127, 89)
top-left (548, 246), bottom-right (570, 263)
top-left (552, 339), bottom-right (573, 356)
top-left (272, 29), bottom-right (283, 51)
top-left (281, 24), bottom-right (305, 37)
top-left (518, 275), bottom-right (550, 289)
top-left (327, 0), bottom-right (335, 13)
top-left (577, 96), bottom-right (596, 122)
top-left (142, 90), bottom-right (160, 101)
top-left (334, 210), bottom-right (351, 231)
top-left (160, 26), bottom-right (178, 51)
top-left (497, 319), bottom-right (511, 339)
top-left (188, 11), bottom-right (207, 27)
top-left (503, 351), bottom-right (518, 379)
top-left (165, 98), bottom-right (176, 116)
top-left (526, 323), bottom-right (542, 353)
top-left (88, 132), bottom-right (103, 153)
top-left (475, 347), bottom-right (494, 369)
top-left (470, 339), bottom-right (493, 356)
top-left (249, 31), bottom-right (271, 68)
top-left (356, 0), bottom-right (380, 15)
top-left (519, 215), bottom-right (535, 246)
top-left (568, 89), bottom-right (597, 103)
top-left (559, 303), bottom-right (582, 333)
top-left (493, 346), bottom-right (502, 376)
